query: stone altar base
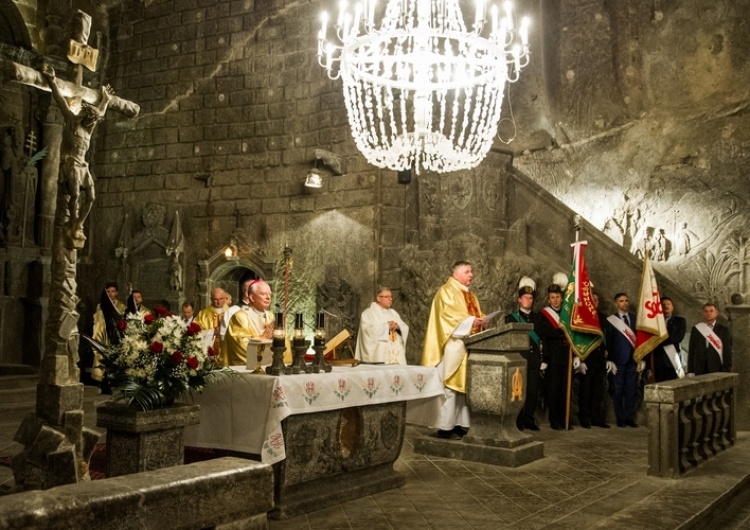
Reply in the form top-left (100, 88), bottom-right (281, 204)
top-left (413, 433), bottom-right (544, 467)
top-left (270, 401), bottom-right (407, 519)
top-left (96, 402), bottom-right (200, 477)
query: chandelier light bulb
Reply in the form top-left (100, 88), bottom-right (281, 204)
top-left (318, 0), bottom-right (531, 174)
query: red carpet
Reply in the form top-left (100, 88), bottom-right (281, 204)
top-left (0, 445), bottom-right (217, 480)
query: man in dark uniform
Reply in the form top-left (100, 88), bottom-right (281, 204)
top-left (505, 284), bottom-right (542, 431)
top-left (645, 296), bottom-right (686, 381)
top-left (606, 292), bottom-right (638, 428)
top-left (538, 284), bottom-right (570, 430)
top-left (576, 293), bottom-right (610, 428)
top-left (688, 302), bottom-right (732, 375)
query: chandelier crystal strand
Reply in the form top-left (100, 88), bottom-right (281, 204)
top-left (319, 0), bottom-right (527, 173)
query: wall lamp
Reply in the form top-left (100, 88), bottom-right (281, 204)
top-left (304, 148), bottom-right (346, 188)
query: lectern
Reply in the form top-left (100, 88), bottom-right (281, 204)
top-left (413, 323), bottom-right (544, 467)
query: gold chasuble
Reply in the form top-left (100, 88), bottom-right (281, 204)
top-left (421, 277), bottom-right (483, 393)
top-left (222, 308), bottom-right (274, 366)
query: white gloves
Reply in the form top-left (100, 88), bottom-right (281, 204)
top-left (540, 362), bottom-right (548, 371)
top-left (577, 362), bottom-right (588, 375)
top-left (638, 360), bottom-right (646, 373)
top-left (573, 357), bottom-right (580, 370)
top-left (606, 361), bottom-right (617, 375)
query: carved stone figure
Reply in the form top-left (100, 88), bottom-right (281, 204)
top-left (41, 64), bottom-right (113, 248)
top-left (675, 222), bottom-right (699, 256)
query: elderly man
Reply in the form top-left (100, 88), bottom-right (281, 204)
top-left (195, 287), bottom-right (230, 359)
top-left (688, 302), bottom-right (732, 375)
top-left (421, 261), bottom-right (488, 439)
top-left (355, 287), bottom-right (410, 365)
top-left (222, 280), bottom-right (275, 366)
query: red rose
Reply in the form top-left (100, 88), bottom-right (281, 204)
top-left (207, 347), bottom-right (216, 357)
top-left (186, 356), bottom-right (199, 369)
top-left (144, 314), bottom-right (155, 325)
top-left (115, 319), bottom-right (127, 331)
top-left (153, 305), bottom-right (168, 317)
top-left (170, 351), bottom-right (183, 365)
top-left (186, 322), bottom-right (202, 336)
top-left (149, 341), bottom-right (164, 354)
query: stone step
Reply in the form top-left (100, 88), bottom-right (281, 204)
top-left (0, 374), bottom-right (39, 390)
top-left (0, 364), bottom-right (37, 376)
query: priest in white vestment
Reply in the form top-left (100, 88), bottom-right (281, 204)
top-left (355, 287), bottom-right (409, 365)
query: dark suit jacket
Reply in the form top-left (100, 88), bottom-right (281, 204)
top-left (505, 310), bottom-right (542, 370)
top-left (538, 308), bottom-right (568, 366)
top-left (605, 312), bottom-right (636, 365)
top-left (647, 315), bottom-right (686, 381)
top-left (688, 321), bottom-right (733, 375)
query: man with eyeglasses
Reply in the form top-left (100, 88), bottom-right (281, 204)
top-left (355, 286), bottom-right (409, 365)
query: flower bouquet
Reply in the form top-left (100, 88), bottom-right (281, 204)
top-left (98, 304), bottom-right (233, 410)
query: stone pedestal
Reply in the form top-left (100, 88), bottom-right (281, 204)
top-left (96, 403), bottom-right (200, 477)
top-left (414, 324), bottom-right (544, 467)
top-left (726, 305), bottom-right (750, 430)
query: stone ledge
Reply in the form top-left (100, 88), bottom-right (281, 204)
top-left (413, 435), bottom-right (545, 467)
top-left (0, 457), bottom-right (273, 530)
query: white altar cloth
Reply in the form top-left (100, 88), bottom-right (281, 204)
top-left (183, 364), bottom-right (443, 464)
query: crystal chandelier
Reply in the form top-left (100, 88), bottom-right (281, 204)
top-left (318, 0), bottom-right (530, 174)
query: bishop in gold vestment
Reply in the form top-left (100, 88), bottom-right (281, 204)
top-left (421, 261), bottom-right (486, 438)
top-left (222, 280), bottom-right (275, 366)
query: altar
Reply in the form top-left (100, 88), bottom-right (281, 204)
top-left (183, 364), bottom-right (443, 518)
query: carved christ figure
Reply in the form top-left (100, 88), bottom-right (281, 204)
top-left (41, 64), bottom-right (113, 245)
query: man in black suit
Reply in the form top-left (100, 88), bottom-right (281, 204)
top-left (646, 296), bottom-right (686, 381)
top-left (505, 284), bottom-right (542, 431)
top-left (688, 303), bottom-right (732, 375)
top-left (605, 292), bottom-right (638, 428)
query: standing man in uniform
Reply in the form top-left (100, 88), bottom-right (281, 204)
top-left (538, 284), bottom-right (570, 430)
top-left (688, 302), bottom-right (732, 375)
top-left (421, 261), bottom-right (488, 439)
top-left (505, 282), bottom-right (542, 431)
top-left (576, 293), bottom-right (610, 428)
top-left (606, 292), bottom-right (639, 427)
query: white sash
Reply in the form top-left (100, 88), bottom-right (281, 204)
top-left (541, 307), bottom-right (560, 328)
top-left (663, 343), bottom-right (685, 378)
top-left (695, 323), bottom-right (723, 363)
top-left (607, 314), bottom-right (636, 348)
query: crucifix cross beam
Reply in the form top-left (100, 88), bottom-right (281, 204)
top-left (1, 58), bottom-right (139, 118)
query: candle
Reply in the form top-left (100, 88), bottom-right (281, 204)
top-left (275, 312), bottom-right (284, 328)
top-left (295, 313), bottom-right (304, 329)
top-left (316, 312), bottom-right (325, 329)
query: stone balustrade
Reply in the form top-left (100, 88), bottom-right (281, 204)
top-left (0, 457), bottom-right (273, 530)
top-left (645, 372), bottom-right (739, 478)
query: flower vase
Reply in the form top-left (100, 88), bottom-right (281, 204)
top-left (95, 402), bottom-right (200, 477)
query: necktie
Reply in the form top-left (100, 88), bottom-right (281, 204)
top-left (622, 314), bottom-right (629, 326)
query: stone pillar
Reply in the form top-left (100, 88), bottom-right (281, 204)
top-left (725, 305), bottom-right (750, 430)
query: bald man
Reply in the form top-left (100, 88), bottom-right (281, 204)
top-left (195, 287), bottom-right (230, 359)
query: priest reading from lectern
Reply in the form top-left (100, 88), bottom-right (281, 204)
top-left (355, 286), bottom-right (409, 365)
top-left (222, 280), bottom-right (274, 366)
top-left (421, 261), bottom-right (488, 440)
